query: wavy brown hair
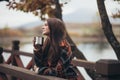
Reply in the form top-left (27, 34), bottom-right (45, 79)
top-left (43, 18), bottom-right (67, 65)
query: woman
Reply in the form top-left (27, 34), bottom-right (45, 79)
top-left (33, 18), bottom-right (78, 80)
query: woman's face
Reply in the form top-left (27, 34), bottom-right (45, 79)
top-left (42, 21), bottom-right (50, 36)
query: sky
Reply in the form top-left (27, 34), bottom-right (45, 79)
top-left (0, 0), bottom-right (120, 29)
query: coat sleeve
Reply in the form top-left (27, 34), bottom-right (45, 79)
top-left (34, 49), bottom-right (58, 76)
top-left (34, 49), bottom-right (44, 67)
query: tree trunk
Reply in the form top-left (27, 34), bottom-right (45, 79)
top-left (97, 0), bottom-right (120, 60)
top-left (0, 0), bottom-right (9, 2)
top-left (54, 0), bottom-right (63, 20)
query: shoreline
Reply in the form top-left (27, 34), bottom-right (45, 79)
top-left (1, 36), bottom-right (120, 45)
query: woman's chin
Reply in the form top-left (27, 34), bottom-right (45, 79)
top-left (42, 33), bottom-right (49, 36)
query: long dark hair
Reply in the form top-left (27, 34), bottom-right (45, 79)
top-left (43, 18), bottom-right (67, 65)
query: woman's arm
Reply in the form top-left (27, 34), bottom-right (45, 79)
top-left (34, 50), bottom-right (43, 67)
top-left (33, 36), bottom-right (43, 67)
top-left (34, 48), bottom-right (57, 76)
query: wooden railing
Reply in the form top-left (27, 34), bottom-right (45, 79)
top-left (0, 40), bottom-right (120, 80)
top-left (0, 41), bottom-right (66, 80)
top-left (0, 64), bottom-right (66, 80)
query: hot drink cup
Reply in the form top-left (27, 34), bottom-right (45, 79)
top-left (34, 36), bottom-right (44, 46)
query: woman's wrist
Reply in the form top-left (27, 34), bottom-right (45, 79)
top-left (33, 48), bottom-right (40, 52)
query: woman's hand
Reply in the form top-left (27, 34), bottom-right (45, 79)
top-left (33, 65), bottom-right (39, 73)
top-left (44, 68), bottom-right (51, 74)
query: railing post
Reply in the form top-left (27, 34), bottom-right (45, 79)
top-left (12, 40), bottom-right (20, 51)
top-left (95, 59), bottom-right (120, 80)
top-left (0, 47), bottom-right (4, 63)
top-left (12, 40), bottom-right (24, 67)
top-left (12, 40), bottom-right (20, 66)
top-left (0, 47), bottom-right (8, 80)
top-left (11, 40), bottom-right (20, 80)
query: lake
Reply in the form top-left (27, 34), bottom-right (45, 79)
top-left (3, 42), bottom-right (118, 80)
top-left (76, 43), bottom-right (117, 80)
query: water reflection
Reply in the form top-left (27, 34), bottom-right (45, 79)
top-left (77, 42), bottom-right (118, 80)
top-left (19, 42), bottom-right (118, 63)
top-left (77, 42), bottom-right (117, 62)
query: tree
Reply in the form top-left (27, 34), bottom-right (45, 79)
top-left (97, 0), bottom-right (120, 60)
top-left (6, 0), bottom-right (63, 20)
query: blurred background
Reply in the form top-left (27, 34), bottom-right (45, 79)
top-left (0, 0), bottom-right (120, 79)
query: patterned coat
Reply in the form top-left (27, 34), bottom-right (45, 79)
top-left (34, 39), bottom-right (78, 79)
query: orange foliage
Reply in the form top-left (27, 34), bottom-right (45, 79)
top-left (0, 29), bottom-right (23, 37)
top-left (7, 0), bottom-right (69, 20)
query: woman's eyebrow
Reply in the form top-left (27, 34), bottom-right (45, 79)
top-left (44, 23), bottom-right (48, 26)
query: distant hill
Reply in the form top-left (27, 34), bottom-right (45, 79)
top-left (18, 20), bottom-right (42, 29)
top-left (63, 8), bottom-right (95, 23)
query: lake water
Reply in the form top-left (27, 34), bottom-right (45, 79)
top-left (76, 43), bottom-right (117, 80)
top-left (3, 43), bottom-right (118, 80)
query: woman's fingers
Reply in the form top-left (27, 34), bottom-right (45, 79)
top-left (33, 65), bottom-right (39, 73)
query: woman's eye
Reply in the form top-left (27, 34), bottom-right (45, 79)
top-left (44, 23), bottom-right (48, 26)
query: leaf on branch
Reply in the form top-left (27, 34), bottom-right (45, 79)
top-left (112, 10), bottom-right (120, 18)
top-left (7, 0), bottom-right (68, 20)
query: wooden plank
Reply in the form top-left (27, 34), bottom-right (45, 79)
top-left (0, 64), bottom-right (66, 80)
top-left (3, 49), bottom-right (33, 57)
top-left (14, 51), bottom-right (33, 57)
top-left (15, 56), bottom-right (24, 68)
top-left (3, 49), bottom-right (12, 53)
top-left (26, 59), bottom-right (33, 69)
top-left (72, 59), bottom-right (95, 70)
